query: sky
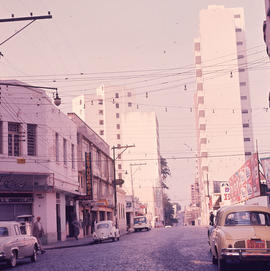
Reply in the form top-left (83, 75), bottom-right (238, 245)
top-left (0, 0), bottom-right (269, 208)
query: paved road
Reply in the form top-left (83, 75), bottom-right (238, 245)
top-left (0, 226), bottom-right (268, 271)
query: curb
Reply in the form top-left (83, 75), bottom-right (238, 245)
top-left (45, 240), bottom-right (95, 251)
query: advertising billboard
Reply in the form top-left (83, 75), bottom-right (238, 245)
top-left (229, 153), bottom-right (260, 204)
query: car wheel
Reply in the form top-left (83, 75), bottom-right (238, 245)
top-left (117, 237), bottom-right (120, 241)
top-left (7, 251), bottom-right (17, 268)
top-left (31, 246), bottom-right (38, 262)
top-left (218, 257), bottom-right (227, 271)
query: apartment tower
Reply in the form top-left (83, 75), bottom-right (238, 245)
top-left (194, 6), bottom-right (254, 225)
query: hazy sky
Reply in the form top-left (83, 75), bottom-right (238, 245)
top-left (0, 0), bottom-right (269, 207)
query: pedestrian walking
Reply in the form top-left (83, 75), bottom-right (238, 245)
top-left (72, 218), bottom-right (80, 240)
top-left (32, 216), bottom-right (46, 254)
top-left (209, 211), bottom-right (215, 226)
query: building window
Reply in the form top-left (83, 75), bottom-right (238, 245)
top-left (63, 138), bottom-right (67, 166)
top-left (99, 110), bottom-right (103, 115)
top-left (241, 96), bottom-right (247, 100)
top-left (242, 109), bottom-right (248, 114)
top-left (196, 69), bottom-right (202, 77)
top-left (240, 82), bottom-right (246, 86)
top-left (116, 103), bottom-right (119, 109)
top-left (8, 122), bottom-right (20, 157)
top-left (56, 133), bottom-right (59, 161)
top-left (234, 14), bottom-right (241, 18)
top-left (117, 134), bottom-right (120, 139)
top-left (238, 55), bottom-right (244, 59)
top-left (198, 96), bottom-right (204, 104)
top-left (200, 138), bottom-right (207, 144)
top-left (118, 173), bottom-right (122, 179)
top-left (238, 68), bottom-right (245, 72)
top-left (116, 113), bottom-right (120, 118)
top-left (99, 120), bottom-right (104, 125)
top-left (195, 56), bottom-right (201, 64)
top-left (194, 42), bottom-right (200, 51)
top-left (98, 99), bottom-right (103, 105)
top-left (116, 124), bottom-right (120, 129)
top-left (71, 144), bottom-right (75, 169)
top-left (127, 92), bottom-right (132, 97)
top-left (197, 83), bottom-right (203, 91)
top-left (100, 130), bottom-right (104, 136)
top-left (201, 152), bottom-right (208, 157)
top-left (199, 124), bottom-right (206, 130)
top-left (213, 181), bottom-right (221, 193)
top-left (237, 41), bottom-right (243, 46)
top-left (235, 28), bottom-right (242, 32)
top-left (115, 93), bottom-right (119, 98)
top-left (128, 102), bottom-right (132, 107)
top-left (118, 164), bottom-right (122, 170)
top-left (245, 152), bottom-right (252, 156)
top-left (243, 123), bottom-right (249, 128)
top-left (199, 110), bottom-right (205, 117)
top-left (27, 124), bottom-right (36, 156)
top-left (0, 121), bottom-right (2, 154)
top-left (80, 99), bottom-right (82, 105)
top-left (244, 138), bottom-right (250, 142)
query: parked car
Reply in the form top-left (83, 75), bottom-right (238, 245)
top-left (209, 205), bottom-right (270, 271)
top-left (0, 221), bottom-right (39, 267)
top-left (93, 220), bottom-right (120, 243)
top-left (133, 216), bottom-right (151, 232)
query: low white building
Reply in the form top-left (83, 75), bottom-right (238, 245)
top-left (0, 80), bottom-right (79, 243)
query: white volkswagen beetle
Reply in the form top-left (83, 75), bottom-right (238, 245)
top-left (0, 221), bottom-right (39, 267)
top-left (93, 220), bottom-right (120, 243)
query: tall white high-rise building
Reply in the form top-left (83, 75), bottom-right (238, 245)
top-left (72, 85), bottom-right (135, 180)
top-left (121, 112), bottom-right (164, 226)
top-left (72, 87), bottom-right (164, 225)
top-left (194, 6), bottom-right (254, 225)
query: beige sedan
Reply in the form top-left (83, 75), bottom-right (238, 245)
top-left (0, 221), bottom-right (39, 267)
top-left (209, 205), bottom-right (270, 271)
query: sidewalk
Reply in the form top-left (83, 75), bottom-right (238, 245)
top-left (44, 236), bottom-right (94, 250)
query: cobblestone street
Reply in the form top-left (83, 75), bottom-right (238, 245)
top-left (1, 226), bottom-right (268, 271)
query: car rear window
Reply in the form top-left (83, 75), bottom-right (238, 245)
top-left (225, 211), bottom-right (270, 226)
top-left (134, 217), bottom-right (146, 224)
top-left (97, 223), bottom-right (109, 230)
top-left (0, 227), bottom-right (9, 237)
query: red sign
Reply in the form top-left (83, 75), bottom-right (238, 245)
top-left (229, 153), bottom-right (260, 204)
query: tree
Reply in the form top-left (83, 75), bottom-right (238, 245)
top-left (160, 156), bottom-right (171, 189)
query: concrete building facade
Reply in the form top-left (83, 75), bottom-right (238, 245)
top-left (0, 80), bottom-right (79, 243)
top-left (194, 6), bottom-right (254, 225)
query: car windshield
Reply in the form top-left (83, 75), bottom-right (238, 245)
top-left (97, 223), bottom-right (110, 230)
top-left (225, 211), bottom-right (270, 226)
top-left (134, 217), bottom-right (146, 224)
top-left (0, 227), bottom-right (9, 237)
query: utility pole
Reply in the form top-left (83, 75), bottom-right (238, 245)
top-left (112, 144), bottom-right (135, 228)
top-left (0, 12), bottom-right (52, 49)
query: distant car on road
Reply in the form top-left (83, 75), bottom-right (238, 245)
top-left (133, 216), bottom-right (151, 232)
top-left (93, 220), bottom-right (120, 243)
top-left (0, 221), bottom-right (39, 268)
top-left (209, 205), bottom-right (270, 271)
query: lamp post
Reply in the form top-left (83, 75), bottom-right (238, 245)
top-left (112, 144), bottom-right (135, 228)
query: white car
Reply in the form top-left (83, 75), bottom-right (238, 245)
top-left (0, 221), bottom-right (39, 267)
top-left (93, 220), bottom-right (120, 243)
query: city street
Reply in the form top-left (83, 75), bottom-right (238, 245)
top-left (0, 226), bottom-right (268, 271)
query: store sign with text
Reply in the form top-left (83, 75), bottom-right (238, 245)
top-left (85, 152), bottom-right (93, 200)
top-left (229, 153), bottom-right (260, 204)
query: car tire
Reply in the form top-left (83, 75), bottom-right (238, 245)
top-left (7, 251), bottom-right (17, 268)
top-left (31, 246), bottom-right (38, 262)
top-left (218, 257), bottom-right (227, 271)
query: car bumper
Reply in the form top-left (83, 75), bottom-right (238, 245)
top-left (221, 248), bottom-right (270, 262)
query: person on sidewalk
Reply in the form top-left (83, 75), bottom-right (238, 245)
top-left (32, 216), bottom-right (46, 254)
top-left (72, 218), bottom-right (80, 240)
